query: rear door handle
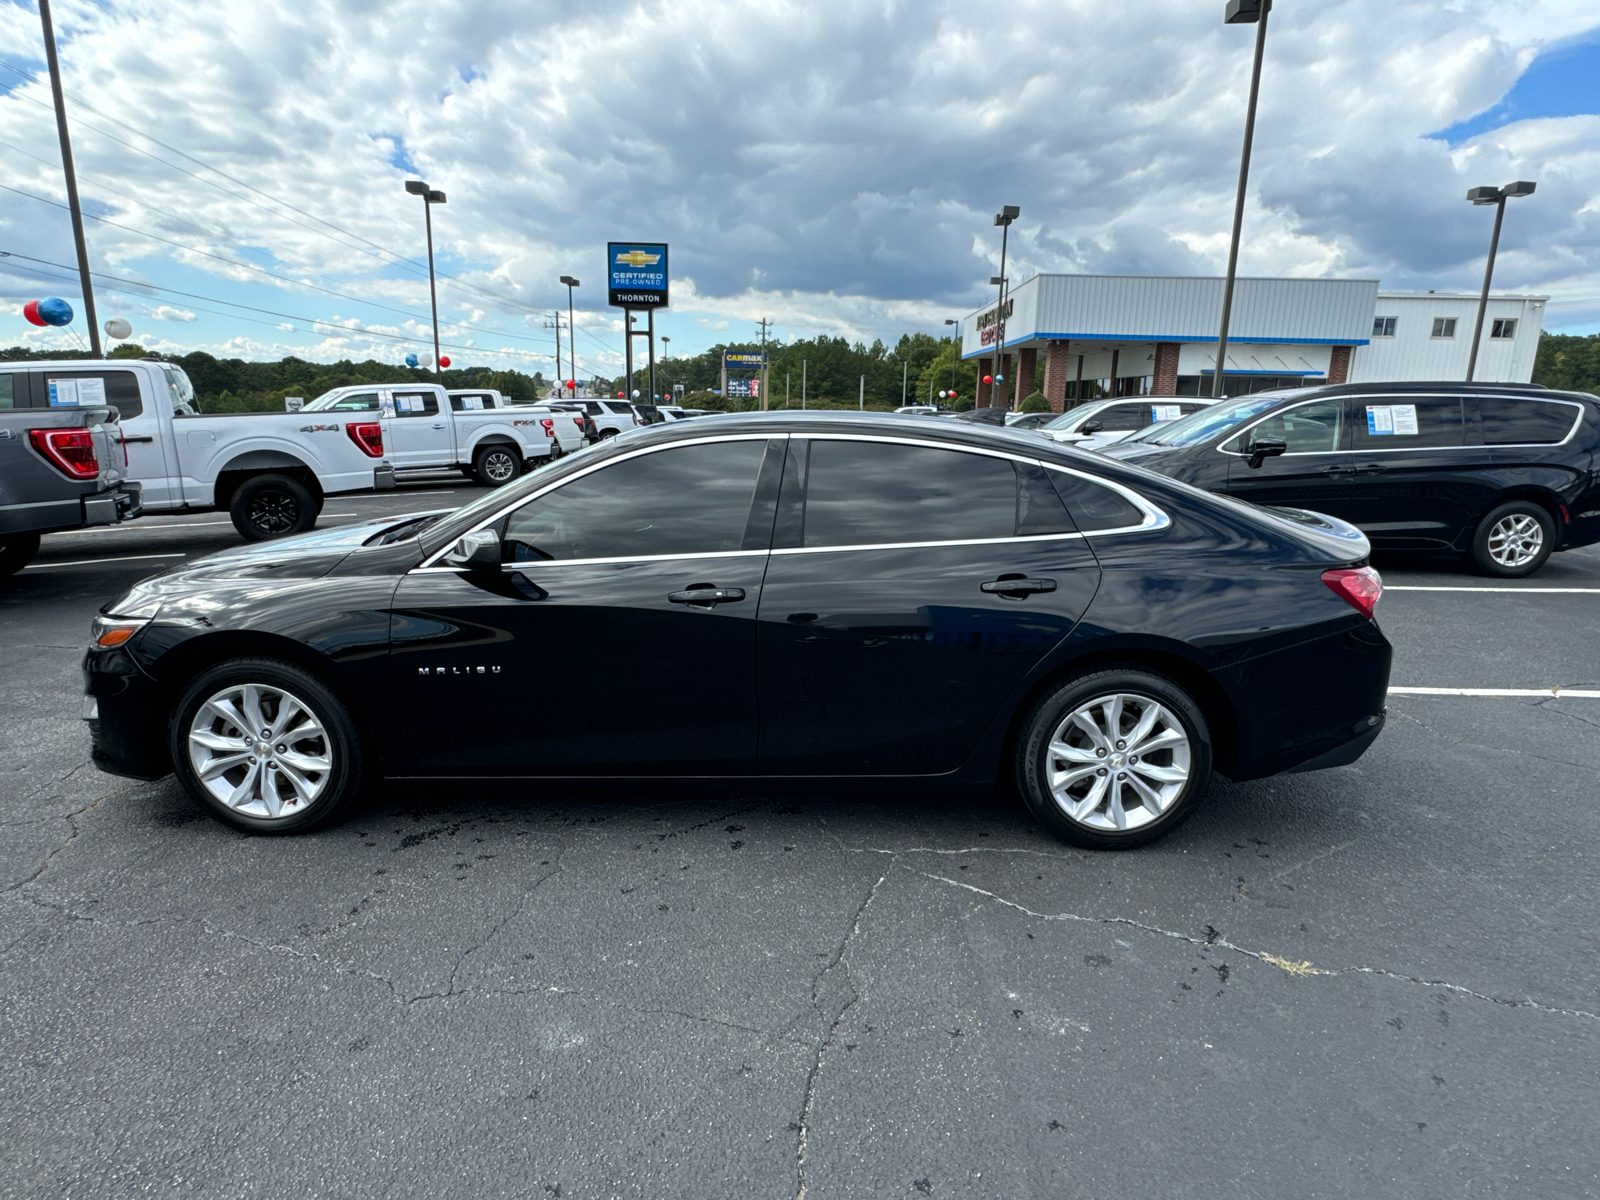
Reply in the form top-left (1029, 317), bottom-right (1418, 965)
top-left (1320, 465), bottom-right (1357, 477)
top-left (431, 423), bottom-right (445, 429)
top-left (122, 434), bottom-right (156, 444)
top-left (1357, 463), bottom-right (1387, 475)
top-left (981, 577), bottom-right (1057, 595)
top-left (668, 586), bottom-right (747, 605)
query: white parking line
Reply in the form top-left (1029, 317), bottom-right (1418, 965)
top-left (23, 553), bottom-right (187, 570)
top-left (1389, 686), bottom-right (1600, 698)
top-left (1386, 586), bottom-right (1600, 594)
top-left (51, 514), bottom-right (360, 535)
top-left (345, 491), bottom-right (462, 499)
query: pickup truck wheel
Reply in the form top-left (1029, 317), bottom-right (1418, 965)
top-left (170, 658), bottom-right (366, 833)
top-left (231, 474), bottom-right (317, 542)
top-left (473, 444), bottom-right (523, 487)
top-left (0, 532), bottom-right (41, 579)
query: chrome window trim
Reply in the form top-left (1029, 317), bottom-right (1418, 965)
top-left (415, 431), bottom-right (783, 570)
top-left (1037, 462), bottom-right (1171, 536)
top-left (410, 548), bottom-right (770, 573)
top-left (769, 530), bottom-right (1087, 557)
top-left (1213, 392), bottom-right (1585, 457)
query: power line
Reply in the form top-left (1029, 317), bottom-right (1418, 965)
top-left (0, 56), bottom-right (560, 321)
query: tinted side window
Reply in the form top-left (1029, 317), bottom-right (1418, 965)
top-left (1097, 403), bottom-right (1155, 432)
top-left (451, 393), bottom-right (492, 412)
top-left (1477, 397), bottom-right (1581, 446)
top-left (43, 370), bottom-right (143, 420)
top-left (394, 392), bottom-right (439, 417)
top-left (1017, 463), bottom-right (1078, 536)
top-left (1048, 471), bottom-right (1146, 532)
top-left (1350, 396), bottom-right (1464, 450)
top-left (802, 440), bottom-right (1016, 547)
top-left (328, 392), bottom-right (381, 411)
top-left (502, 440), bottom-right (766, 562)
top-left (1226, 399), bottom-right (1345, 454)
top-left (0, 373), bottom-right (14, 410)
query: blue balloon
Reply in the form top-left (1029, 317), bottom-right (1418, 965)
top-left (38, 297), bottom-right (74, 327)
top-left (404, 353), bottom-right (418, 368)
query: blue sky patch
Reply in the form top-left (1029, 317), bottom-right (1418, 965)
top-left (373, 132), bottom-right (421, 176)
top-left (1432, 30), bottom-right (1600, 145)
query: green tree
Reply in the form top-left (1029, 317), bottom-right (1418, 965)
top-left (1533, 332), bottom-right (1600, 396)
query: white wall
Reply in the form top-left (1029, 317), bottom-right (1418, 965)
top-left (1348, 294), bottom-right (1545, 384)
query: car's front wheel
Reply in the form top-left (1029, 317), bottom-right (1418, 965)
top-left (169, 658), bottom-right (367, 833)
top-left (1470, 500), bottom-right (1554, 577)
top-left (1015, 668), bottom-right (1212, 850)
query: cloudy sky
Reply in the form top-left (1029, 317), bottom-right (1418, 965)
top-left (1, 0), bottom-right (1598, 376)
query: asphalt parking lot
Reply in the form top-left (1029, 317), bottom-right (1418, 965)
top-left (2, 476), bottom-right (1597, 1199)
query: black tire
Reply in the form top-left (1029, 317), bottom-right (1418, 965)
top-left (473, 444), bottom-right (523, 487)
top-left (1469, 499), bottom-right (1555, 578)
top-left (0, 532), bottom-right (41, 579)
top-left (1015, 667), bottom-right (1213, 850)
top-left (168, 657), bottom-right (367, 834)
top-left (599, 428), bottom-right (619, 439)
top-left (459, 466), bottom-right (477, 480)
top-left (230, 474), bottom-right (318, 542)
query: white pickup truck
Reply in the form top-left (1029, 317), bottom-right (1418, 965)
top-left (447, 389), bottom-right (588, 458)
top-left (17, 360), bottom-right (556, 541)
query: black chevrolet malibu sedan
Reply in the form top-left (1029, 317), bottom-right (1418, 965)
top-left (1101, 382), bottom-right (1600, 578)
top-left (84, 413), bottom-right (1391, 849)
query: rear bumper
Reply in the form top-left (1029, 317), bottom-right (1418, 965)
top-left (83, 481), bottom-right (142, 526)
top-left (1285, 710), bottom-right (1386, 773)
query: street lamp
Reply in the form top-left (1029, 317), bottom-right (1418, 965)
top-left (1212, 0), bottom-right (1271, 398)
top-left (404, 180), bottom-right (446, 383)
top-left (990, 205), bottom-right (1019, 408)
top-left (1465, 181), bottom-right (1536, 382)
top-left (559, 275), bottom-right (580, 396)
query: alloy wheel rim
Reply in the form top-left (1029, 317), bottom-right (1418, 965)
top-left (1487, 514), bottom-right (1543, 568)
top-left (248, 493), bottom-right (298, 534)
top-left (187, 683), bottom-right (333, 819)
top-left (484, 450), bottom-right (516, 482)
top-left (1045, 693), bottom-right (1191, 832)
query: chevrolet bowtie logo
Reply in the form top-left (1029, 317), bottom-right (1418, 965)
top-left (615, 250), bottom-right (661, 268)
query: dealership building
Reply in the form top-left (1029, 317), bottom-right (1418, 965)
top-left (957, 274), bottom-right (1547, 410)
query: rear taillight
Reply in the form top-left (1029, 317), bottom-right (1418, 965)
top-left (540, 418), bottom-right (555, 436)
top-left (346, 422), bottom-right (384, 458)
top-left (1322, 566), bottom-right (1382, 619)
top-left (29, 428), bottom-right (99, 479)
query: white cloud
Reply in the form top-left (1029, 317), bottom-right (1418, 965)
top-left (1, 0), bottom-right (1597, 365)
top-left (150, 304), bottom-right (197, 322)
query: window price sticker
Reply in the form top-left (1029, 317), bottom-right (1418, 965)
top-left (396, 395), bottom-right (423, 413)
top-left (1151, 404), bottom-right (1182, 422)
top-left (1366, 404), bottom-right (1418, 436)
top-left (460, 395), bottom-right (483, 410)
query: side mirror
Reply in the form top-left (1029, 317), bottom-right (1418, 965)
top-left (1247, 437), bottom-right (1288, 469)
top-left (1079, 419), bottom-right (1103, 435)
top-left (443, 528), bottom-right (501, 571)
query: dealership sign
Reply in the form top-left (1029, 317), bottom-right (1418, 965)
top-left (976, 297), bottom-right (1014, 346)
top-left (723, 352), bottom-right (767, 369)
top-left (608, 243), bottom-right (669, 308)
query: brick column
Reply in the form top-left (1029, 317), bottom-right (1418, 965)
top-left (1042, 341), bottom-right (1071, 412)
top-left (1328, 345), bottom-right (1352, 384)
top-left (977, 357), bottom-right (993, 406)
top-left (1017, 347), bottom-right (1038, 404)
top-left (1108, 349), bottom-right (1120, 397)
top-left (1073, 355), bottom-right (1084, 407)
top-left (1152, 342), bottom-right (1180, 395)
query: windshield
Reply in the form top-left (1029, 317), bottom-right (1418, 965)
top-left (1133, 394), bottom-right (1290, 447)
top-left (1042, 406), bottom-right (1100, 431)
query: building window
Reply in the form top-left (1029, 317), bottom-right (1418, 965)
top-left (1372, 317), bottom-right (1397, 337)
top-left (1431, 318), bottom-right (1457, 339)
top-left (1491, 318), bottom-right (1518, 339)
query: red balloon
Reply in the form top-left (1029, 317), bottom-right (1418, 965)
top-left (23, 300), bottom-right (47, 327)
top-left (438, 356), bottom-right (451, 368)
top-left (617, 392), bottom-right (625, 398)
top-left (566, 379), bottom-right (576, 388)
top-left (982, 375), bottom-right (992, 385)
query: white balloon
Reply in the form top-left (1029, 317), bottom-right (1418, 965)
top-left (104, 318), bottom-right (132, 340)
top-left (417, 353), bottom-right (434, 367)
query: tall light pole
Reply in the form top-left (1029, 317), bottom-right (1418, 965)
top-left (1465, 181), bottom-right (1536, 382)
top-left (38, 0), bottom-right (100, 356)
top-left (1212, 0), bottom-right (1271, 399)
top-left (990, 205), bottom-right (1019, 408)
top-left (404, 180), bottom-right (446, 382)
top-left (559, 275), bottom-right (579, 396)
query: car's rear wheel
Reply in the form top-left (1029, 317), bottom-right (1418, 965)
top-left (0, 532), bottom-right (41, 579)
top-left (170, 658), bottom-right (365, 833)
top-left (1015, 668), bottom-right (1212, 850)
top-left (1470, 500), bottom-right (1554, 577)
top-left (473, 444), bottom-right (523, 487)
top-left (230, 474), bottom-right (317, 542)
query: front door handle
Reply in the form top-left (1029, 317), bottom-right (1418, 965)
top-left (981, 577), bottom-right (1057, 595)
top-left (668, 586), bottom-right (747, 605)
top-left (431, 423), bottom-right (445, 429)
top-left (1356, 463), bottom-right (1388, 475)
top-left (122, 434), bottom-right (156, 444)
top-left (1320, 465), bottom-right (1357, 477)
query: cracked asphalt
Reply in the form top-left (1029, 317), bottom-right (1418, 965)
top-left (3, 478), bottom-right (1599, 1199)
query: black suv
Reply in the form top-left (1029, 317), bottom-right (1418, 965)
top-left (1102, 382), bottom-right (1600, 577)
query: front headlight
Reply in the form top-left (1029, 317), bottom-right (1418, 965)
top-left (91, 596), bottom-right (162, 648)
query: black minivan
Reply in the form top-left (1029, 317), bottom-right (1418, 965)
top-left (1102, 382), bottom-right (1600, 577)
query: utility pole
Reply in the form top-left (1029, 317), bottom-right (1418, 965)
top-left (544, 312), bottom-right (565, 392)
top-left (1213, 0), bottom-right (1272, 398)
top-left (802, 360), bottom-right (807, 410)
top-left (38, 0), bottom-right (100, 356)
top-left (901, 359), bottom-right (908, 408)
top-left (859, 375), bottom-right (865, 411)
top-left (757, 317), bottom-right (772, 412)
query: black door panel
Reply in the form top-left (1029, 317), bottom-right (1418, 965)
top-left (1223, 397), bottom-right (1354, 518)
top-left (1342, 394), bottom-right (1480, 548)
